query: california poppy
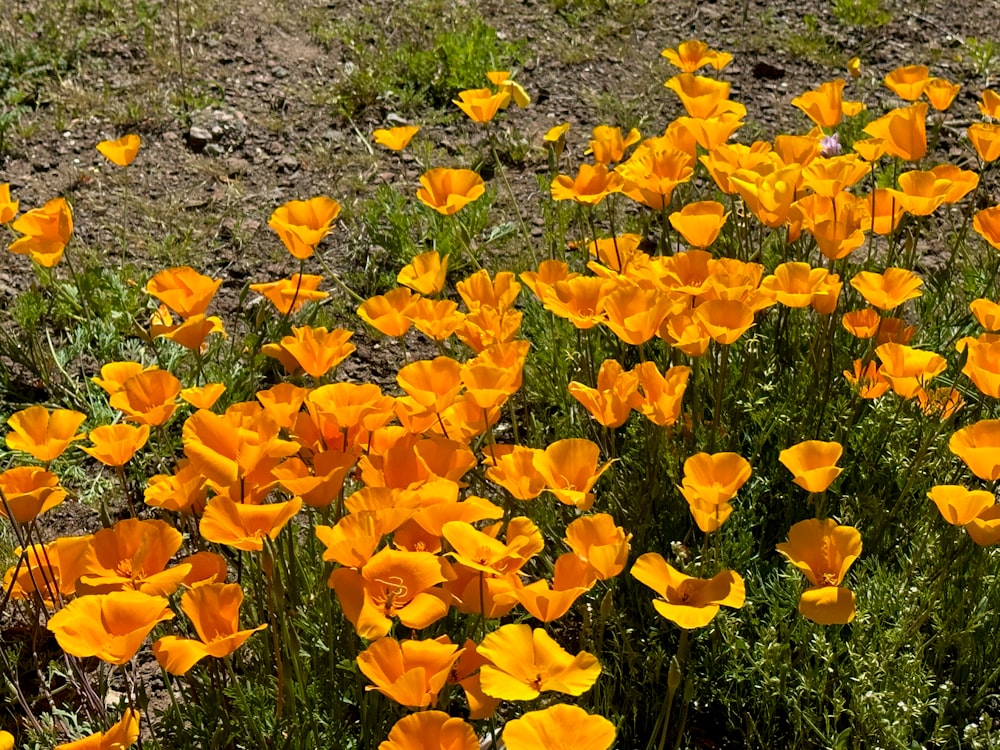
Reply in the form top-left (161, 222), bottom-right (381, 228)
top-left (0, 183), bottom-right (17, 223)
top-left (153, 583), bottom-right (266, 674)
top-left (477, 623), bottom-right (601, 700)
top-left (6, 405), bottom-right (86, 462)
top-left (55, 709), bottom-right (140, 750)
top-left (631, 552), bottom-right (745, 628)
top-left (587, 125), bottom-right (641, 164)
top-left (378, 712), bottom-right (479, 750)
top-left (269, 196), bottom-right (341, 259)
top-left (199, 495), bottom-right (303, 551)
top-left (862, 103), bottom-right (928, 162)
top-left (329, 547), bottom-right (450, 639)
top-left (661, 40), bottom-right (732, 72)
top-left (875, 343), bottom-right (947, 398)
top-left (790, 79), bottom-right (863, 128)
top-left (927, 485), bottom-right (995, 526)
top-left (884, 65), bottom-right (930, 101)
top-left (669, 201), bottom-right (728, 247)
top-left (778, 440), bottom-right (843, 492)
top-left (453, 88), bottom-right (510, 123)
top-left (250, 274), bottom-right (328, 314)
top-left (850, 268), bottom-right (923, 310)
top-left (949, 420), bottom-right (1000, 481)
top-left (356, 636), bottom-right (461, 708)
top-left (81, 423), bottom-right (150, 467)
top-left (109, 369), bottom-right (182, 426)
top-left (372, 125), bottom-right (420, 151)
top-left (8, 197), bottom-right (74, 267)
top-left (0, 466), bottom-right (66, 523)
top-left (550, 163), bottom-right (624, 206)
top-left (96, 134), bottom-right (141, 167)
top-left (776, 518), bottom-right (861, 625)
top-left (47, 590), bottom-right (174, 664)
top-left (417, 168), bottom-right (485, 216)
top-left (533, 438), bottom-right (612, 510)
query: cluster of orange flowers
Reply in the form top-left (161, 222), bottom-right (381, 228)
top-left (7, 35), bottom-right (1000, 748)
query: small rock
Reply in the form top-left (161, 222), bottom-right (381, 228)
top-left (272, 66), bottom-right (289, 79)
top-left (223, 156), bottom-right (251, 177)
top-left (277, 154), bottom-right (299, 173)
top-left (187, 105), bottom-right (247, 155)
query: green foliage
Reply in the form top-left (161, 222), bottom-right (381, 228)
top-left (308, 0), bottom-right (524, 120)
top-left (831, 0), bottom-right (891, 29)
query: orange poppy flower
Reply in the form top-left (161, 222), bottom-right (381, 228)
top-left (268, 196), bottom-right (341, 259)
top-left (604, 284), bottom-right (676, 345)
top-left (665, 74), bottom-right (734, 119)
top-left (811, 273), bottom-right (843, 315)
top-left (693, 298), bottom-right (754, 344)
top-left (679, 451), bottom-right (751, 507)
top-left (395, 356), bottom-right (463, 418)
top-left (968, 123), bottom-right (1000, 163)
top-left (329, 547), bottom-right (450, 639)
top-left (865, 189), bottom-right (906, 235)
top-left (199, 495), bottom-right (303, 551)
top-left (484, 445), bottom-right (546, 500)
top-left (250, 274), bottom-right (327, 314)
top-left (760, 263), bottom-right (830, 308)
top-left (884, 65), bottom-right (930, 100)
top-left (81, 423), bottom-right (150, 467)
top-left (729, 165), bottom-right (800, 228)
top-left (927, 485), bottom-right (995, 526)
top-left (862, 103), bottom-right (928, 162)
top-left (47, 590), bottom-right (174, 664)
top-left (150, 310), bottom-right (226, 353)
top-left (923, 78), bottom-right (961, 111)
top-left (778, 440), bottom-right (843, 493)
top-left (674, 112), bottom-right (745, 151)
top-left (669, 201), bottom-right (728, 248)
top-left (587, 125), bottom-right (641, 164)
top-left (853, 137), bottom-right (888, 162)
top-left (272, 453), bottom-right (354, 509)
top-left (77, 518), bottom-right (189, 596)
top-left (505, 553), bottom-right (596, 622)
top-left (477, 623), bottom-right (601, 700)
top-left (357, 636), bottom-right (461, 708)
top-left (398, 250), bottom-right (448, 295)
top-left (699, 142), bottom-right (773, 194)
top-left (661, 40), bottom-right (732, 72)
top-left (153, 583), bottom-right (266, 675)
top-left (417, 168), bottom-right (485, 215)
top-left (442, 518), bottom-right (539, 579)
top-left (875, 343), bottom-right (947, 398)
top-left (456, 308), bottom-right (522, 352)
top-left (180, 383), bottom-right (226, 411)
top-left (372, 125), bottom-right (420, 151)
top-left (55, 709), bottom-right (140, 750)
top-left (876, 317), bottom-right (916, 346)
top-left (533, 438), bottom-right (612, 510)
top-left (0, 183), bottom-right (18, 223)
top-left (628, 361), bottom-right (690, 426)
top-left (109, 369), bottom-right (182, 426)
top-left (541, 276), bottom-right (613, 329)
top-left (962, 338), bottom-right (1000, 397)
top-left (842, 308), bottom-right (881, 338)
top-left (263, 326), bottom-right (355, 378)
top-left (3, 535), bottom-right (91, 606)
top-left (453, 88), bottom-right (510, 123)
top-left (887, 170), bottom-right (953, 216)
top-left (966, 505), bottom-right (1000, 546)
top-left (915, 386), bottom-right (963, 420)
top-left (550, 163), bottom-right (624, 206)
top-left (949, 420), bottom-right (1000, 480)
top-left (565, 513), bottom-right (631, 580)
top-left (971, 298), bottom-right (1000, 331)
top-left (800, 155), bottom-right (869, 198)
top-left (790, 79), bottom-right (863, 128)
top-left (617, 139), bottom-right (695, 210)
top-left (357, 287), bottom-right (415, 337)
top-left (0, 466), bottom-right (66, 523)
top-left (378, 712), bottom-right (479, 750)
top-left (8, 197), bottom-right (73, 267)
top-left (978, 89), bottom-right (1000, 119)
top-left (502, 704), bottom-right (615, 750)
top-left (659, 311), bottom-right (711, 357)
top-left (96, 134), bottom-right (141, 167)
top-left (456, 269), bottom-right (520, 311)
top-left (543, 122), bottom-right (570, 158)
top-left (144, 461), bottom-right (208, 515)
top-left (5, 405), bottom-right (86, 462)
top-left (843, 359), bottom-right (890, 399)
top-left (933, 165), bottom-right (979, 204)
top-left (92, 361), bottom-right (149, 396)
top-left (776, 518), bottom-right (861, 625)
top-left (849, 267), bottom-right (923, 310)
top-left (973, 206), bottom-right (1000, 250)
top-left (144, 266), bottom-right (221, 319)
top-left (405, 297), bottom-right (466, 342)
top-left (631, 552), bottom-right (745, 628)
